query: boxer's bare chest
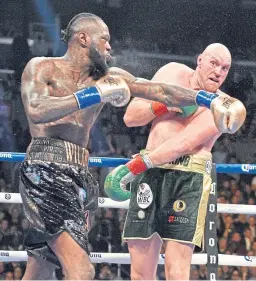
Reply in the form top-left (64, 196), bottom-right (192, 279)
top-left (147, 71), bottom-right (203, 148)
top-left (48, 63), bottom-right (102, 125)
top-left (30, 61), bottom-right (104, 146)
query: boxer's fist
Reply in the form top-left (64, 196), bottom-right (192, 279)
top-left (210, 95), bottom-right (246, 134)
top-left (104, 165), bottom-right (132, 201)
top-left (104, 154), bottom-right (153, 201)
top-left (96, 75), bottom-right (131, 107)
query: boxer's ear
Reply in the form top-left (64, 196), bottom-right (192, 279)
top-left (197, 54), bottom-right (202, 68)
top-left (78, 32), bottom-right (90, 48)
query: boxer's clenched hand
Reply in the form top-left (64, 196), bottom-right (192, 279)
top-left (94, 75), bottom-right (131, 107)
top-left (74, 75), bottom-right (130, 109)
top-left (195, 90), bottom-right (246, 134)
top-left (104, 154), bottom-right (153, 201)
top-left (210, 95), bottom-right (246, 134)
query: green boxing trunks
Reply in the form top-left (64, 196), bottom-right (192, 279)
top-left (123, 153), bottom-right (212, 251)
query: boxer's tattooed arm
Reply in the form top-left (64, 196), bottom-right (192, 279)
top-left (108, 67), bottom-right (136, 83)
top-left (108, 67), bottom-right (197, 106)
top-left (127, 82), bottom-right (197, 107)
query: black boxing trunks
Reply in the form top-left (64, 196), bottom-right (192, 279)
top-left (19, 137), bottom-right (99, 266)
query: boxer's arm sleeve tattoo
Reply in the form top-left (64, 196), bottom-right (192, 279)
top-left (109, 67), bottom-right (197, 106)
top-left (127, 82), bottom-right (197, 107)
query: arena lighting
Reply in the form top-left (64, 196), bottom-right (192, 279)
top-left (33, 0), bottom-right (56, 41)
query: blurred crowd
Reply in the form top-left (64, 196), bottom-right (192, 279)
top-left (1, 13), bottom-right (256, 281)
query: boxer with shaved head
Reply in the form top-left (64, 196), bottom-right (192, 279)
top-left (105, 43), bottom-right (245, 280)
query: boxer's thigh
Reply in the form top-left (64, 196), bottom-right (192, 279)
top-left (127, 233), bottom-right (162, 280)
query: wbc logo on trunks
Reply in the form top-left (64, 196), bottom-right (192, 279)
top-left (137, 183), bottom-right (153, 209)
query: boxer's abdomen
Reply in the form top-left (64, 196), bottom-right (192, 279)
top-left (146, 108), bottom-right (216, 155)
top-left (30, 122), bottom-right (91, 147)
top-left (29, 103), bottom-right (104, 147)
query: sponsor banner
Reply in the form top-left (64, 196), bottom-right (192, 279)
top-left (205, 164), bottom-right (218, 281)
top-left (241, 164), bottom-right (256, 173)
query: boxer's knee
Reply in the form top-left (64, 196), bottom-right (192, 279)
top-left (130, 257), bottom-right (157, 280)
top-left (164, 241), bottom-right (194, 280)
top-left (165, 260), bottom-right (190, 280)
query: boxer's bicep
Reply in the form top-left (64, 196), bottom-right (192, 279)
top-left (124, 98), bottom-right (154, 127)
top-left (108, 70), bottom-right (156, 127)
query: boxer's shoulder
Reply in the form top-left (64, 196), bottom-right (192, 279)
top-left (26, 56), bottom-right (56, 68)
top-left (167, 63), bottom-right (194, 78)
top-left (158, 62), bottom-right (192, 72)
top-left (153, 62), bottom-right (193, 82)
top-left (108, 67), bottom-right (136, 83)
top-left (23, 57), bottom-right (56, 78)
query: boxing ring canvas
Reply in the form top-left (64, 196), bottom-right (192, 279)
top-left (1, 152), bottom-right (256, 280)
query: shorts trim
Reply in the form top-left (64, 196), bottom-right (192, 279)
top-left (123, 234), bottom-right (196, 248)
top-left (123, 231), bottom-right (162, 241)
top-left (161, 237), bottom-right (195, 247)
top-left (192, 174), bottom-right (212, 248)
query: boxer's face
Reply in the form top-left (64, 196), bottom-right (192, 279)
top-left (198, 53), bottom-right (231, 92)
top-left (87, 21), bottom-right (113, 78)
top-left (89, 21), bottom-right (112, 64)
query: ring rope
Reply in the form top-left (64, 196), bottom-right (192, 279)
top-left (0, 193), bottom-right (256, 215)
top-left (0, 152), bottom-right (256, 173)
top-left (0, 251), bottom-right (255, 267)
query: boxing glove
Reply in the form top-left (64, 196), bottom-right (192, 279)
top-left (196, 91), bottom-right (246, 134)
top-left (104, 154), bottom-right (153, 201)
top-left (74, 75), bottom-right (131, 108)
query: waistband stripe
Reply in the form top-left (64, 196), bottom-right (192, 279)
top-left (26, 138), bottom-right (89, 167)
top-left (159, 155), bottom-right (212, 174)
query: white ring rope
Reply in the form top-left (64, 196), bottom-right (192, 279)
top-left (1, 193), bottom-right (256, 215)
top-left (0, 251), bottom-right (255, 267)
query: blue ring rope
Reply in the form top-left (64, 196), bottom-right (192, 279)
top-left (0, 152), bottom-right (255, 174)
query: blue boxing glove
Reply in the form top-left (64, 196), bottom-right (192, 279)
top-left (74, 75), bottom-right (131, 108)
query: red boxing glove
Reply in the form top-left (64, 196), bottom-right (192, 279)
top-left (150, 101), bottom-right (168, 117)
